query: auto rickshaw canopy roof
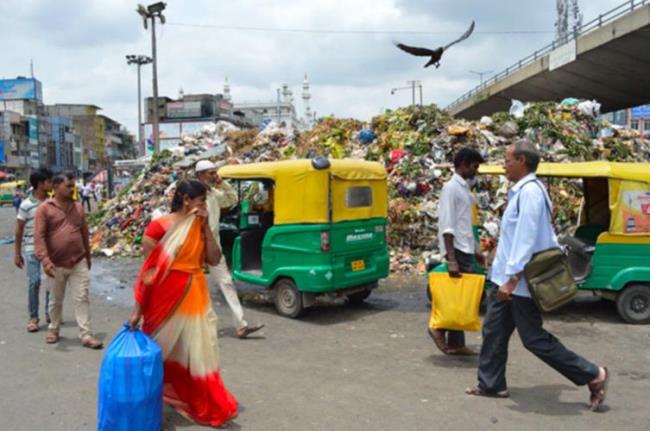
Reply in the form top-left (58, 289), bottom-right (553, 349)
top-left (219, 159), bottom-right (388, 225)
top-left (479, 162), bottom-right (650, 237)
top-left (0, 180), bottom-right (26, 191)
top-left (478, 161), bottom-right (650, 183)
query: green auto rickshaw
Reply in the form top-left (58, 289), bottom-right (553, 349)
top-left (475, 161), bottom-right (650, 324)
top-left (218, 158), bottom-right (390, 318)
top-left (0, 180), bottom-right (25, 206)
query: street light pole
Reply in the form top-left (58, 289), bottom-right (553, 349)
top-left (137, 2), bottom-right (166, 153)
top-left (150, 17), bottom-right (160, 153)
top-left (469, 70), bottom-right (493, 85)
top-left (126, 55), bottom-right (152, 157)
top-left (391, 80), bottom-right (423, 106)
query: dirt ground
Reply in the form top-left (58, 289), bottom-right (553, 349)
top-left (1, 206), bottom-right (649, 431)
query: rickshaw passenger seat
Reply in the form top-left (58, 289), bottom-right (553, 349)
top-left (560, 236), bottom-right (594, 281)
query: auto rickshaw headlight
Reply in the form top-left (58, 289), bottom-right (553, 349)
top-left (320, 231), bottom-right (330, 252)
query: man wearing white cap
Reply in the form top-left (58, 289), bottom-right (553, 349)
top-left (195, 160), bottom-right (265, 338)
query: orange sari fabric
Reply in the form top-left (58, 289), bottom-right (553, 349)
top-left (134, 215), bottom-right (238, 427)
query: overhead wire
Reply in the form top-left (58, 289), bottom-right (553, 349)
top-left (166, 22), bottom-right (553, 35)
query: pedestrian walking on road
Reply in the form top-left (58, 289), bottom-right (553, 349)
top-left (195, 160), bottom-right (265, 338)
top-left (465, 140), bottom-right (609, 412)
top-left (33, 172), bottom-right (103, 349)
top-left (429, 147), bottom-right (485, 355)
top-left (12, 188), bottom-right (23, 214)
top-left (128, 180), bottom-right (238, 427)
top-left (15, 168), bottom-right (53, 332)
top-left (80, 182), bottom-right (93, 212)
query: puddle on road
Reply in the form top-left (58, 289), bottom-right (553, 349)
top-left (91, 257), bottom-right (141, 306)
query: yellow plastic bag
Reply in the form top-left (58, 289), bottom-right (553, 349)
top-left (428, 272), bottom-right (485, 331)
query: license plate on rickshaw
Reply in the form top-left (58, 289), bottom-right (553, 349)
top-left (351, 260), bottom-right (365, 272)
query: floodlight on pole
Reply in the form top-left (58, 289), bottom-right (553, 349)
top-left (126, 55), bottom-right (152, 156)
top-left (136, 2), bottom-right (166, 153)
top-left (390, 80), bottom-right (423, 106)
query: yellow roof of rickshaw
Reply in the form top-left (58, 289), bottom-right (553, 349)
top-left (479, 162), bottom-right (650, 183)
top-left (219, 159), bottom-right (387, 225)
top-left (0, 180), bottom-right (26, 189)
top-left (218, 159), bottom-right (387, 181)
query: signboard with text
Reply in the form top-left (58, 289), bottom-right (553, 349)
top-left (166, 101), bottom-right (202, 119)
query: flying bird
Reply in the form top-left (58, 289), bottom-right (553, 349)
top-left (394, 21), bottom-right (475, 68)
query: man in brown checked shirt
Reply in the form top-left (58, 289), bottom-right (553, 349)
top-left (34, 172), bottom-right (103, 349)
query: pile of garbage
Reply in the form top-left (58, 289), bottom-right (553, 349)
top-left (90, 99), bottom-right (650, 273)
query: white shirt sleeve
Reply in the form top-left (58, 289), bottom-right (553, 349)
top-left (438, 183), bottom-right (456, 236)
top-left (505, 187), bottom-right (545, 276)
top-left (214, 181), bottom-right (238, 208)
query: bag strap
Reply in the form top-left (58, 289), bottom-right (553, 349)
top-left (516, 179), bottom-right (552, 218)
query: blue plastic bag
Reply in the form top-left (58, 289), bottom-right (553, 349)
top-left (98, 323), bottom-right (163, 431)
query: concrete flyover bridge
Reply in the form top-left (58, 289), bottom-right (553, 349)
top-left (447, 0), bottom-right (650, 119)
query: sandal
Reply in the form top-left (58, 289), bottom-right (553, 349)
top-left (465, 386), bottom-right (510, 398)
top-left (447, 346), bottom-right (478, 356)
top-left (427, 328), bottom-right (449, 354)
top-left (237, 324), bottom-right (265, 339)
top-left (46, 330), bottom-right (60, 344)
top-left (81, 335), bottom-right (104, 350)
top-left (27, 320), bottom-right (40, 333)
top-left (588, 367), bottom-right (609, 412)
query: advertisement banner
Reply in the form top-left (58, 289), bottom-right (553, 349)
top-left (0, 141), bottom-right (5, 164)
top-left (0, 78), bottom-right (42, 101)
top-left (610, 180), bottom-right (650, 234)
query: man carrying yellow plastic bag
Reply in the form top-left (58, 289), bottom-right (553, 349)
top-left (428, 147), bottom-right (486, 355)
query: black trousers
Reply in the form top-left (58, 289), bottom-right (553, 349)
top-left (82, 196), bottom-right (92, 212)
top-left (446, 249), bottom-right (477, 348)
top-left (477, 289), bottom-right (599, 392)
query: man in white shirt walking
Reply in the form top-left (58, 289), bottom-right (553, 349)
top-left (465, 140), bottom-right (608, 412)
top-left (429, 147), bottom-right (485, 355)
top-left (195, 160), bottom-right (265, 338)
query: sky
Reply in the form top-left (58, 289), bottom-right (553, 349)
top-left (0, 0), bottom-right (621, 134)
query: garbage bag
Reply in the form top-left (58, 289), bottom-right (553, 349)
top-left (98, 323), bottom-right (163, 431)
top-left (509, 99), bottom-right (526, 118)
top-left (577, 100), bottom-right (601, 118)
top-left (428, 273), bottom-right (485, 331)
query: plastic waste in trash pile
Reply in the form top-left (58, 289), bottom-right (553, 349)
top-left (90, 100), bottom-right (650, 273)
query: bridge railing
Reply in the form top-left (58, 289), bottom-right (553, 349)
top-left (446, 0), bottom-right (649, 112)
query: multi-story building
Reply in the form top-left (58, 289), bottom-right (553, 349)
top-left (45, 103), bottom-right (102, 170)
top-left (47, 116), bottom-right (76, 172)
top-left (98, 115), bottom-right (137, 161)
top-left (0, 77), bottom-right (49, 172)
top-left (0, 110), bottom-right (30, 176)
top-left (144, 93), bottom-right (235, 150)
top-left (602, 105), bottom-right (650, 137)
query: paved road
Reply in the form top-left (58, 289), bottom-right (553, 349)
top-left (0, 206), bottom-right (649, 430)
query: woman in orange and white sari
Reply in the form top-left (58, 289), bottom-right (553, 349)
top-left (128, 180), bottom-right (238, 427)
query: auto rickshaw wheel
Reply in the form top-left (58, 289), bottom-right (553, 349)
top-left (274, 278), bottom-right (303, 318)
top-left (616, 284), bottom-right (650, 324)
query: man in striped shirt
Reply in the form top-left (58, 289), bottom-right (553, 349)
top-left (15, 168), bottom-right (53, 333)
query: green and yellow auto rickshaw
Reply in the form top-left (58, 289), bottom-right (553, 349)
top-left (218, 158), bottom-right (390, 317)
top-left (0, 180), bottom-right (25, 206)
top-left (478, 161), bottom-right (650, 324)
